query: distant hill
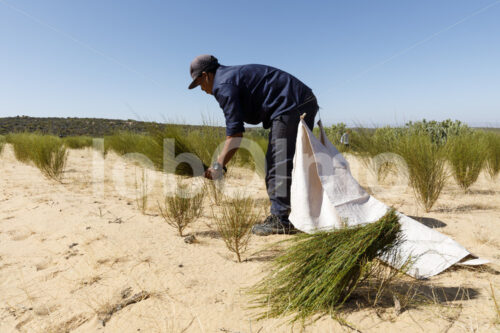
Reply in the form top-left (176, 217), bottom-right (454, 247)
top-left (0, 116), bottom-right (180, 137)
top-left (0, 116), bottom-right (270, 137)
top-left (1, 116), bottom-right (497, 137)
top-left (474, 127), bottom-right (500, 133)
top-left (0, 116), bottom-right (162, 136)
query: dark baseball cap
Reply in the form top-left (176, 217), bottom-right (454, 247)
top-left (188, 54), bottom-right (219, 89)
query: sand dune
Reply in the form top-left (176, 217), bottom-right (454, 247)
top-left (1, 144), bottom-right (499, 332)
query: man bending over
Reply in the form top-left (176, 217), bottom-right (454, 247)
top-left (188, 54), bottom-right (318, 236)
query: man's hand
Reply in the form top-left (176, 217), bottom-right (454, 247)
top-left (204, 167), bottom-right (223, 180)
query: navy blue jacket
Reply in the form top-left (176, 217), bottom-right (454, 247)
top-left (212, 64), bottom-right (313, 136)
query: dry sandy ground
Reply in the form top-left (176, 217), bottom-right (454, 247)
top-left (0, 144), bottom-right (499, 333)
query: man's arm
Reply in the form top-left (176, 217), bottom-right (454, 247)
top-left (208, 83), bottom-right (246, 179)
top-left (205, 132), bottom-right (243, 180)
top-left (217, 132), bottom-right (243, 166)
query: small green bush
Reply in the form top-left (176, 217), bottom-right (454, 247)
top-left (7, 133), bottom-right (67, 181)
top-left (63, 136), bottom-right (93, 149)
top-left (158, 184), bottom-right (204, 237)
top-left (397, 133), bottom-right (447, 212)
top-left (348, 127), bottom-right (403, 182)
top-left (350, 126), bottom-right (405, 156)
top-left (484, 132), bottom-right (500, 179)
top-left (7, 133), bottom-right (36, 163)
top-left (32, 135), bottom-right (68, 181)
top-left (214, 194), bottom-right (259, 262)
top-left (104, 131), bottom-right (157, 157)
top-left (204, 178), bottom-right (224, 206)
top-left (104, 131), bottom-right (167, 175)
top-left (105, 127), bottom-right (209, 176)
top-left (135, 167), bottom-right (150, 214)
top-left (0, 135), bottom-right (5, 155)
top-left (446, 132), bottom-right (488, 191)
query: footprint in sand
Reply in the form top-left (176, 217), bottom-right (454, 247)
top-left (8, 229), bottom-right (34, 241)
top-left (34, 257), bottom-right (53, 271)
top-left (33, 303), bottom-right (59, 316)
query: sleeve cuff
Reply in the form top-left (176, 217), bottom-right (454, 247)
top-left (226, 124), bottom-right (245, 136)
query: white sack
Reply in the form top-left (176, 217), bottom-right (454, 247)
top-left (289, 119), bottom-right (487, 279)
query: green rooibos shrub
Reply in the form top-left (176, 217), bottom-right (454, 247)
top-left (0, 135), bottom-right (5, 155)
top-left (150, 125), bottom-right (207, 176)
top-left (249, 209), bottom-right (401, 322)
top-left (214, 194), bottom-right (259, 262)
top-left (63, 136), bottom-right (93, 149)
top-left (351, 126), bottom-right (401, 158)
top-left (204, 178), bottom-right (224, 206)
top-left (484, 132), bottom-right (500, 179)
top-left (446, 132), bottom-right (487, 191)
top-left (104, 131), bottom-right (158, 159)
top-left (105, 127), bottom-right (208, 176)
top-left (397, 134), bottom-right (447, 212)
top-left (104, 122), bottom-right (267, 176)
top-left (7, 133), bottom-right (67, 181)
top-left (7, 133), bottom-right (35, 162)
top-left (158, 184), bottom-right (204, 237)
top-left (349, 126), bottom-right (404, 182)
top-left (32, 135), bottom-right (68, 181)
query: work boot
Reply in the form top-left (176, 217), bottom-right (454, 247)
top-left (251, 215), bottom-right (299, 236)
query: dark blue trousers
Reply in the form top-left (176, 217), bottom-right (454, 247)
top-left (265, 96), bottom-right (318, 220)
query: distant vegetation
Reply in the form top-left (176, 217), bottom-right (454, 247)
top-left (0, 116), bottom-right (165, 137)
top-left (0, 116), bottom-right (268, 174)
top-left (324, 119), bottom-right (500, 211)
top-left (0, 115), bottom-right (269, 137)
top-left (1, 117), bottom-right (499, 206)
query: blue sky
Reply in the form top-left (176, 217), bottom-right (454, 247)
top-left (1, 0), bottom-right (499, 127)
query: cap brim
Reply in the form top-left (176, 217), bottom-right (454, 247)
top-left (188, 77), bottom-right (200, 90)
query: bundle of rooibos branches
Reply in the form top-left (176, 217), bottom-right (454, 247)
top-left (249, 209), bottom-right (402, 322)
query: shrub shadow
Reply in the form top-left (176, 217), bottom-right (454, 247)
top-left (193, 230), bottom-right (221, 239)
top-left (434, 204), bottom-right (495, 213)
top-left (409, 216), bottom-right (447, 228)
top-left (444, 262), bottom-right (500, 275)
top-left (246, 253), bottom-right (281, 263)
top-left (345, 280), bottom-right (480, 312)
top-left (246, 248), bottom-right (283, 262)
top-left (466, 189), bottom-right (497, 195)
